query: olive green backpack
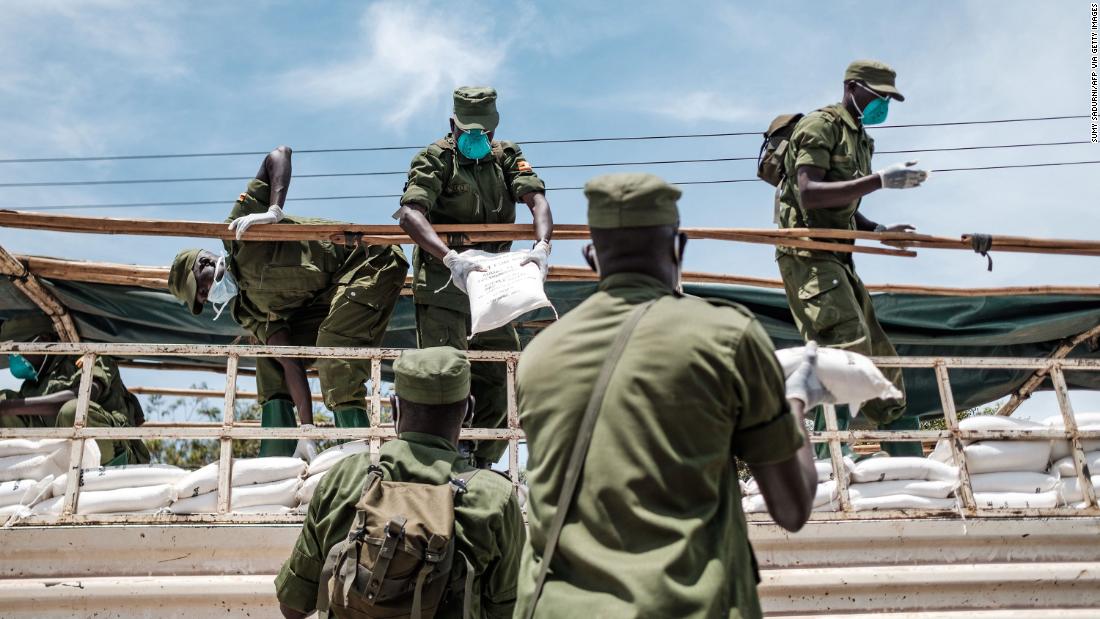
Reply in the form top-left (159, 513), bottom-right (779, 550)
top-left (317, 465), bottom-right (480, 618)
top-left (756, 113), bottom-right (804, 186)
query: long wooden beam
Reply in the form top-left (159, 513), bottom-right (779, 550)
top-left (995, 321), bottom-right (1100, 416)
top-left (0, 245), bottom-right (80, 341)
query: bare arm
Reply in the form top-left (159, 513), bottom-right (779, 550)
top-left (747, 398), bottom-right (818, 532)
top-left (265, 330), bottom-right (313, 425)
top-left (0, 382), bottom-right (103, 417)
top-left (853, 211), bottom-right (879, 232)
top-left (521, 191), bottom-right (553, 244)
top-left (797, 165), bottom-right (881, 211)
top-left (395, 204), bottom-right (450, 260)
top-left (256, 145), bottom-right (293, 208)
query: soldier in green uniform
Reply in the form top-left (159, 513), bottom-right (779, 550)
top-left (515, 173), bottom-right (824, 619)
top-left (168, 146), bottom-right (408, 458)
top-left (0, 314), bottom-right (150, 465)
top-left (275, 346), bottom-right (525, 618)
top-left (394, 86), bottom-right (553, 469)
top-left (775, 60), bottom-right (928, 457)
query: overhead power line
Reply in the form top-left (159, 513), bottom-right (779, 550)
top-left (8, 159), bottom-right (1100, 212)
top-left (0, 140), bottom-right (1089, 189)
top-left (0, 115), bottom-right (1086, 165)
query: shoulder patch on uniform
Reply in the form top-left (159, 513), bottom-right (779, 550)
top-left (517, 160), bottom-right (533, 172)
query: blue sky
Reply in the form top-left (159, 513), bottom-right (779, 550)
top-left (0, 1), bottom-right (1097, 425)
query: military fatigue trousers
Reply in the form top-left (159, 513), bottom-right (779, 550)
top-left (778, 253), bottom-right (920, 457)
top-left (415, 304), bottom-right (519, 466)
top-left (0, 391), bottom-right (148, 465)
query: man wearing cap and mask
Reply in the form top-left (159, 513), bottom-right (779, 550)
top-left (394, 86), bottom-right (553, 469)
top-left (775, 60), bottom-right (926, 457)
top-left (275, 346), bottom-right (525, 619)
top-left (168, 146), bottom-right (408, 458)
top-left (0, 314), bottom-right (150, 465)
top-left (514, 173), bottom-right (827, 619)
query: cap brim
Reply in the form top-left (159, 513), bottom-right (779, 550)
top-left (869, 82), bottom-right (905, 102)
top-left (453, 112), bottom-right (499, 132)
top-left (183, 271), bottom-right (203, 315)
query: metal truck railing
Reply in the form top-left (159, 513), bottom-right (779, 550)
top-left (0, 342), bottom-right (1098, 525)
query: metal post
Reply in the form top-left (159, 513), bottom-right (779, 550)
top-left (506, 358), bottom-right (520, 487)
top-left (822, 404), bottom-right (852, 513)
top-left (934, 363), bottom-right (977, 513)
top-left (1051, 365), bottom-right (1098, 509)
top-left (61, 353), bottom-right (96, 518)
top-left (370, 358), bottom-right (382, 465)
top-left (216, 355), bottom-right (239, 515)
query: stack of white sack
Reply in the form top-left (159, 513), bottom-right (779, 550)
top-left (0, 477), bottom-right (54, 519)
top-left (930, 415), bottom-right (1058, 508)
top-left (1041, 412), bottom-right (1100, 508)
top-left (0, 438), bottom-right (100, 483)
top-left (170, 457), bottom-right (305, 514)
top-left (741, 459), bottom-right (852, 514)
top-left (31, 464), bottom-right (187, 516)
top-left (295, 440), bottom-right (370, 514)
top-left (846, 457), bottom-right (959, 511)
top-left (1052, 450), bottom-right (1100, 508)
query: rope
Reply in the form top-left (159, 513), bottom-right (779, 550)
top-left (969, 234), bottom-right (994, 271)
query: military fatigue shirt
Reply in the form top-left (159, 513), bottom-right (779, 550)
top-left (226, 179), bottom-right (393, 342)
top-left (399, 136), bottom-right (545, 312)
top-left (18, 354), bottom-right (141, 427)
top-left (275, 432), bottom-right (526, 618)
top-left (776, 103), bottom-right (875, 261)
top-left (514, 273), bottom-right (803, 619)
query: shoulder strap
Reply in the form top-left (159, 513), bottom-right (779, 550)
top-left (523, 298), bottom-right (658, 619)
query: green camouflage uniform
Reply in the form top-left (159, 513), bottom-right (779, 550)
top-left (775, 102), bottom-right (916, 454)
top-left (275, 433), bottom-right (525, 617)
top-left (399, 136), bottom-right (544, 465)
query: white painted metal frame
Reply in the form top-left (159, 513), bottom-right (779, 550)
top-left (1, 342), bottom-right (1098, 525)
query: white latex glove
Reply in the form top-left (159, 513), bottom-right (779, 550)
top-left (875, 160), bottom-right (928, 189)
top-left (874, 223), bottom-right (916, 233)
top-left (520, 240), bottom-right (551, 278)
top-left (442, 249), bottom-right (487, 294)
top-left (228, 205), bottom-right (284, 240)
top-left (292, 424), bottom-right (318, 462)
top-left (784, 342), bottom-right (833, 409)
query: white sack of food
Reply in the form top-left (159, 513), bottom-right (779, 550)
top-left (742, 481), bottom-right (837, 513)
top-left (973, 491), bottom-right (1059, 509)
top-left (1053, 451), bottom-right (1100, 477)
top-left (849, 494), bottom-right (957, 511)
top-left (51, 464), bottom-right (188, 497)
top-left (744, 457), bottom-right (854, 495)
top-left (1041, 413), bottom-right (1100, 460)
top-left (1058, 475), bottom-right (1100, 503)
top-left (463, 250), bottom-right (555, 336)
top-left (170, 477), bottom-right (301, 514)
top-left (0, 450), bottom-right (65, 483)
top-left (0, 504), bottom-right (32, 519)
top-left (0, 439), bottom-right (69, 458)
top-left (306, 440), bottom-right (369, 477)
top-left (774, 346), bottom-right (902, 416)
top-left (233, 504), bottom-right (295, 514)
top-left (0, 479), bottom-right (38, 508)
top-left (296, 470), bottom-right (327, 505)
top-left (929, 415), bottom-right (1045, 463)
top-left (32, 483), bottom-right (176, 515)
top-left (850, 457), bottom-right (958, 483)
top-left (962, 441), bottom-right (1053, 474)
top-left (969, 472), bottom-right (1060, 494)
top-left (847, 479), bottom-right (957, 500)
top-left (173, 457), bottom-right (307, 499)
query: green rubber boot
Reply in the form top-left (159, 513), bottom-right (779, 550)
top-left (259, 399), bottom-right (298, 457)
top-left (333, 407), bottom-right (370, 428)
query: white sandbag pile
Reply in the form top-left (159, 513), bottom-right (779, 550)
top-left (741, 459), bottom-right (851, 513)
top-left (29, 463), bottom-right (189, 516)
top-left (0, 438), bottom-right (100, 483)
top-left (1059, 475), bottom-right (1100, 505)
top-left (846, 457), bottom-right (959, 511)
top-left (296, 440), bottom-right (370, 508)
top-left (170, 457), bottom-right (305, 514)
top-left (930, 416), bottom-right (1052, 474)
top-left (774, 346), bottom-right (902, 415)
top-left (1042, 412), bottom-right (1100, 460)
top-left (462, 250), bottom-right (555, 336)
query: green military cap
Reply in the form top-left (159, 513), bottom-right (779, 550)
top-left (585, 173), bottom-right (682, 229)
top-left (844, 59), bottom-right (905, 101)
top-left (0, 313), bottom-right (54, 341)
top-left (452, 86), bottom-right (499, 132)
top-left (393, 347), bottom-right (471, 405)
top-left (168, 248), bottom-right (204, 315)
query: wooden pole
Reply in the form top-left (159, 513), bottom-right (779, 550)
top-left (995, 322), bottom-right (1100, 416)
top-left (0, 245), bottom-right (80, 341)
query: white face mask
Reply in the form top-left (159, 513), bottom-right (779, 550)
top-left (208, 253), bottom-right (239, 320)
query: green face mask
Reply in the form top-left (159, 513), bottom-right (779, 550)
top-left (853, 82), bottom-right (890, 125)
top-left (8, 354), bottom-right (38, 381)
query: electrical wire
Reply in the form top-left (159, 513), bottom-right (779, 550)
top-left (0, 115), bottom-right (1086, 164)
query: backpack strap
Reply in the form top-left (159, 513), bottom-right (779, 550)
top-left (364, 515), bottom-right (407, 602)
top-left (523, 298), bottom-right (659, 619)
top-left (315, 467), bottom-right (385, 617)
top-left (459, 551), bottom-right (476, 619)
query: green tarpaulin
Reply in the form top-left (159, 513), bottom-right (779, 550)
top-left (1, 276), bottom-right (1098, 419)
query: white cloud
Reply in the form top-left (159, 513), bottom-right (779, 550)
top-left (641, 90), bottom-right (754, 123)
top-left (278, 1), bottom-right (510, 125)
